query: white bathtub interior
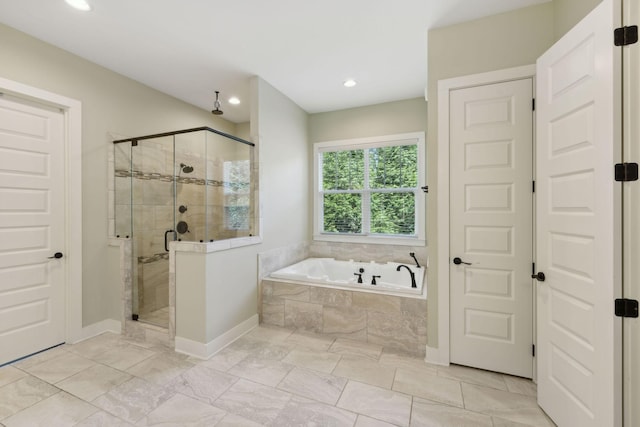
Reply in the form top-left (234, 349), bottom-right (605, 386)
top-left (269, 257), bottom-right (426, 298)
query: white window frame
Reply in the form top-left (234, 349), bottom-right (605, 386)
top-left (313, 132), bottom-right (425, 246)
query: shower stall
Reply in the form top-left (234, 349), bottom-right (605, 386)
top-left (113, 127), bottom-right (255, 327)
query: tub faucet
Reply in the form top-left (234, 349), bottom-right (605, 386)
top-left (396, 264), bottom-right (416, 288)
top-left (354, 268), bottom-right (364, 284)
top-left (409, 252), bottom-right (421, 268)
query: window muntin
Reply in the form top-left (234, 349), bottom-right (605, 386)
top-left (314, 133), bottom-right (425, 245)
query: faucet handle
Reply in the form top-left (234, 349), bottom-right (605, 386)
top-left (409, 252), bottom-right (421, 268)
top-left (371, 275), bottom-right (381, 285)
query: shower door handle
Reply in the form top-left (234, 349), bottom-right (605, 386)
top-left (164, 230), bottom-right (176, 252)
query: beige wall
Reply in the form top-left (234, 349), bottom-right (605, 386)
top-left (0, 23), bottom-right (239, 326)
top-left (309, 97), bottom-right (428, 142)
top-left (254, 78), bottom-right (310, 248)
top-left (554, 0), bottom-right (603, 39)
top-left (426, 3), bottom-right (556, 347)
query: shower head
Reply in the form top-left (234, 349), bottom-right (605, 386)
top-left (211, 90), bottom-right (223, 116)
top-left (180, 163), bottom-right (194, 174)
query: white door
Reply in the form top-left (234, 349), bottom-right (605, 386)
top-left (0, 94), bottom-right (66, 366)
top-left (623, 1), bottom-right (640, 425)
top-left (536, 1), bottom-right (622, 426)
top-left (449, 78), bottom-right (534, 378)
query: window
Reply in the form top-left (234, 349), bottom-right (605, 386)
top-left (314, 132), bottom-right (425, 245)
top-left (223, 159), bottom-right (250, 230)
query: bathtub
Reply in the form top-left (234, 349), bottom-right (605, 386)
top-left (269, 257), bottom-right (425, 298)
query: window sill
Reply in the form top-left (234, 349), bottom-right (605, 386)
top-left (313, 233), bottom-right (425, 247)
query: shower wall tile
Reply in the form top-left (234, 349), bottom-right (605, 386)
top-left (142, 181), bottom-right (173, 206)
top-left (156, 282), bottom-right (169, 309)
top-left (154, 206), bottom-right (174, 230)
top-left (113, 143), bottom-right (128, 168)
top-left (133, 205), bottom-right (155, 232)
top-left (132, 178), bottom-right (144, 206)
top-left (140, 141), bottom-right (168, 173)
top-left (115, 205), bottom-right (131, 235)
top-left (115, 177), bottom-right (131, 205)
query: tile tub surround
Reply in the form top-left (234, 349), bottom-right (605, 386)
top-left (0, 325), bottom-right (553, 427)
top-left (261, 279), bottom-right (427, 357)
top-left (309, 241), bottom-right (428, 269)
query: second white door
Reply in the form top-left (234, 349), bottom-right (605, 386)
top-left (449, 78), bottom-right (534, 378)
top-left (0, 94), bottom-right (66, 366)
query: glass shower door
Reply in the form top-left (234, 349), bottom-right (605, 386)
top-left (131, 136), bottom-right (175, 327)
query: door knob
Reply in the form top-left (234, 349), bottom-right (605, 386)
top-left (531, 272), bottom-right (546, 282)
top-left (453, 257), bottom-right (471, 265)
top-left (48, 252), bottom-right (63, 259)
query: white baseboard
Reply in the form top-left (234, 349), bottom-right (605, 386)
top-left (73, 319), bottom-right (121, 344)
top-left (175, 314), bottom-right (259, 360)
top-left (425, 344), bottom-right (449, 366)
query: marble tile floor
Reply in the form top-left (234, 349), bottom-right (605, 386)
top-left (138, 307), bottom-right (170, 329)
top-left (0, 325), bottom-right (556, 427)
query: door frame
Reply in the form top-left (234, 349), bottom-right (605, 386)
top-left (0, 76), bottom-right (83, 344)
top-left (431, 64), bottom-right (536, 368)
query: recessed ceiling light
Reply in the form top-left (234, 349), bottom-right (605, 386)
top-left (228, 97), bottom-right (240, 105)
top-left (343, 79), bottom-right (357, 88)
top-left (65, 0), bottom-right (91, 11)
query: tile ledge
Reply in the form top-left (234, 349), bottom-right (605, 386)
top-left (172, 236), bottom-right (262, 253)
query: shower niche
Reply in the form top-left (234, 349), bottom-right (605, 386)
top-left (113, 127), bottom-right (255, 328)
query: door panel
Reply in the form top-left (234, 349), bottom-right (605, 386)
top-left (450, 78), bottom-right (533, 378)
top-left (0, 95), bottom-right (65, 366)
top-left (536, 1), bottom-right (621, 425)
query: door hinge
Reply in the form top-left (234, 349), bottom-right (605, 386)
top-left (614, 163), bottom-right (639, 181)
top-left (532, 98), bottom-right (535, 111)
top-left (532, 181), bottom-right (535, 193)
top-left (614, 25), bottom-right (638, 46)
top-left (615, 299), bottom-right (639, 318)
top-left (532, 344), bottom-right (536, 357)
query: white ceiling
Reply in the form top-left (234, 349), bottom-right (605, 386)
top-left (0, 0), bottom-right (551, 123)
